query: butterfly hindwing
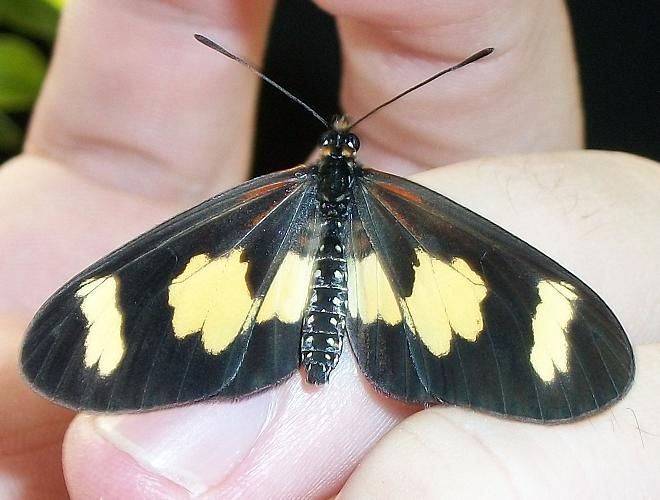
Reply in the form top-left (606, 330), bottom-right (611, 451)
top-left (347, 195), bottom-right (429, 402)
top-left (350, 169), bottom-right (634, 421)
top-left (22, 166), bottom-right (319, 411)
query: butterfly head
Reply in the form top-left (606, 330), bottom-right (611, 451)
top-left (318, 116), bottom-right (360, 160)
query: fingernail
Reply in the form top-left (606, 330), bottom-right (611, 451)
top-left (94, 393), bottom-right (274, 496)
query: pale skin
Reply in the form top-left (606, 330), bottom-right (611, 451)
top-left (0, 0), bottom-right (658, 498)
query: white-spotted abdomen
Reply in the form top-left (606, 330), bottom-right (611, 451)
top-left (301, 218), bottom-right (348, 384)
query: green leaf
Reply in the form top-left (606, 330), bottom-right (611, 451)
top-left (44, 0), bottom-right (67, 10)
top-left (0, 0), bottom-right (61, 42)
top-left (0, 111), bottom-right (23, 151)
top-left (0, 34), bottom-right (47, 111)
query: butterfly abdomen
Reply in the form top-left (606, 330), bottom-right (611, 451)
top-left (301, 157), bottom-right (353, 384)
top-left (300, 223), bottom-right (348, 384)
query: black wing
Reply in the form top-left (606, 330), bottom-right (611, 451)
top-left (22, 166), bottom-right (319, 411)
top-left (349, 168), bottom-right (634, 422)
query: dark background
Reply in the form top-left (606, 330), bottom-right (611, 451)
top-left (253, 1), bottom-right (659, 177)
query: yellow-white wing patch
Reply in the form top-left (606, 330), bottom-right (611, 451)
top-left (406, 250), bottom-right (487, 356)
top-left (348, 252), bottom-right (402, 325)
top-left (256, 251), bottom-right (315, 324)
top-left (530, 280), bottom-right (578, 383)
top-left (169, 249), bottom-right (254, 355)
top-left (77, 275), bottom-right (126, 376)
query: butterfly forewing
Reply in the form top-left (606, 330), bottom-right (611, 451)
top-left (22, 166), bottom-right (319, 411)
top-left (349, 169), bottom-right (634, 421)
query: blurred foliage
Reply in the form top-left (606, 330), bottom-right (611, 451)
top-left (0, 0), bottom-right (63, 160)
top-left (0, 34), bottom-right (47, 110)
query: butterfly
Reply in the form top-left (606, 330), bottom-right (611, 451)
top-left (21, 35), bottom-right (634, 423)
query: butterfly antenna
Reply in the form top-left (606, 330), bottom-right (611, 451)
top-left (350, 47), bottom-right (494, 128)
top-left (195, 34), bottom-right (329, 128)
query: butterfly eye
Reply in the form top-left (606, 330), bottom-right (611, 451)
top-left (319, 131), bottom-right (337, 147)
top-left (345, 133), bottom-right (360, 152)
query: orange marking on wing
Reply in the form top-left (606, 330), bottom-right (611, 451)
top-left (377, 181), bottom-right (424, 205)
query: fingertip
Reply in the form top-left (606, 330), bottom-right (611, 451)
top-left (64, 414), bottom-right (190, 499)
top-left (64, 393), bottom-right (275, 497)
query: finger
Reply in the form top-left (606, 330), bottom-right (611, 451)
top-left (25, 0), bottom-right (275, 201)
top-left (61, 151), bottom-right (659, 497)
top-left (339, 343), bottom-right (660, 498)
top-left (316, 0), bottom-right (582, 174)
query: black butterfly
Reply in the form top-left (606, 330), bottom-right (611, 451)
top-left (21, 36), bottom-right (634, 423)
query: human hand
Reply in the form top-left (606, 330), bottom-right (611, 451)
top-left (1, 1), bottom-right (658, 498)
